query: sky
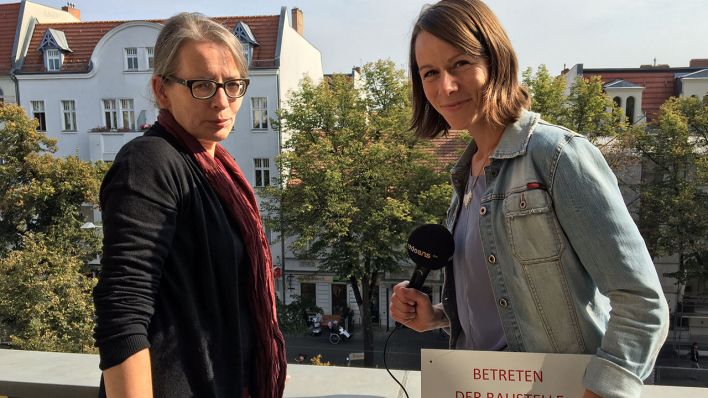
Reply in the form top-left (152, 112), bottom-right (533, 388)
top-left (9, 0), bottom-right (708, 75)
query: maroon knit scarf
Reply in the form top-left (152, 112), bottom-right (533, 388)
top-left (157, 110), bottom-right (286, 398)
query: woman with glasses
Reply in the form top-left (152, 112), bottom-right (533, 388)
top-left (389, 1), bottom-right (668, 397)
top-left (93, 13), bottom-right (285, 398)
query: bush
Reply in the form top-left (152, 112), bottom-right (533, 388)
top-left (276, 294), bottom-right (322, 335)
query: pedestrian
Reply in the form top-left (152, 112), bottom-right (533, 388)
top-left (691, 342), bottom-right (701, 367)
top-left (93, 12), bottom-right (286, 398)
top-left (388, 1), bottom-right (669, 397)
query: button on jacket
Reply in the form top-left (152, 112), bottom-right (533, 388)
top-left (442, 110), bottom-right (669, 398)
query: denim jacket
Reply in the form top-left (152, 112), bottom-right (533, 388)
top-left (442, 110), bottom-right (669, 398)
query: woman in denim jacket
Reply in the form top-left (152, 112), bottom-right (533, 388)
top-left (389, 1), bottom-right (669, 397)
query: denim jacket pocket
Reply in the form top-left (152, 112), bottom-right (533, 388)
top-left (503, 188), bottom-right (562, 263)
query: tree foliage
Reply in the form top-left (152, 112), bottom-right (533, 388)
top-left (263, 60), bottom-right (451, 365)
top-left (0, 232), bottom-right (97, 352)
top-left (628, 97), bottom-right (708, 285)
top-left (276, 295), bottom-right (322, 335)
top-left (0, 104), bottom-right (105, 352)
top-left (523, 65), bottom-right (627, 140)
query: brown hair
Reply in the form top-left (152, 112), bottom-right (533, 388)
top-left (409, 0), bottom-right (529, 138)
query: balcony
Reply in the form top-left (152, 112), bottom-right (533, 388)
top-left (4, 348), bottom-right (708, 397)
top-left (0, 349), bottom-right (421, 398)
top-left (88, 130), bottom-right (142, 162)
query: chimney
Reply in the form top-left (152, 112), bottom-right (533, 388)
top-left (291, 8), bottom-right (304, 36)
top-left (61, 2), bottom-right (81, 20)
top-left (689, 59), bottom-right (708, 68)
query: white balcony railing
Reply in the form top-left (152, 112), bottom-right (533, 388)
top-left (0, 349), bottom-right (420, 398)
top-left (88, 131), bottom-right (142, 162)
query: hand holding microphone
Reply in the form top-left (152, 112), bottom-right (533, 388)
top-left (389, 224), bottom-right (454, 331)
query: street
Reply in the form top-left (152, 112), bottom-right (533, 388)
top-left (284, 325), bottom-right (449, 369)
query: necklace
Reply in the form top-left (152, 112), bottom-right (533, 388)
top-left (462, 145), bottom-right (494, 208)
top-left (462, 174), bottom-right (479, 208)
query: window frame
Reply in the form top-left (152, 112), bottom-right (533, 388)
top-left (250, 96), bottom-right (269, 131)
top-left (102, 99), bottom-right (118, 130)
top-left (60, 99), bottom-right (77, 132)
top-left (120, 99), bottom-right (136, 131)
top-left (45, 48), bottom-right (61, 72)
top-left (124, 47), bottom-right (139, 71)
top-left (254, 157), bottom-right (271, 187)
top-left (31, 100), bottom-right (46, 131)
top-left (146, 47), bottom-right (155, 70)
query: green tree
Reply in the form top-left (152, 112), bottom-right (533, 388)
top-left (523, 66), bottom-right (627, 140)
top-left (522, 64), bottom-right (566, 124)
top-left (263, 60), bottom-right (451, 366)
top-left (0, 232), bottom-right (97, 352)
top-left (0, 104), bottom-right (105, 352)
top-left (629, 97), bottom-right (708, 288)
top-left (563, 75), bottom-right (627, 140)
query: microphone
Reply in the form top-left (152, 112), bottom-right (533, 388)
top-left (405, 223), bottom-right (454, 290)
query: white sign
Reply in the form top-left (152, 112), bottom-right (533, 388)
top-left (421, 349), bottom-right (708, 398)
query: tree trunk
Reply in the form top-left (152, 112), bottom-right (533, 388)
top-left (361, 274), bottom-right (374, 367)
top-left (349, 272), bottom-right (375, 367)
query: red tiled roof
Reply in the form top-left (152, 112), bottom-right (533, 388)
top-left (0, 2), bottom-right (21, 74)
top-left (425, 129), bottom-right (469, 172)
top-left (583, 70), bottom-right (678, 121)
top-left (213, 15), bottom-right (279, 69)
top-left (21, 20), bottom-right (124, 73)
top-left (19, 14), bottom-right (280, 74)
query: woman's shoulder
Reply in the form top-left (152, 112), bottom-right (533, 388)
top-left (117, 124), bottom-right (185, 163)
top-left (106, 124), bottom-right (196, 189)
top-left (531, 118), bottom-right (585, 147)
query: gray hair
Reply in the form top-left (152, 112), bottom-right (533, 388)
top-left (153, 12), bottom-right (247, 80)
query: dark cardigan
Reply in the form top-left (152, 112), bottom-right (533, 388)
top-left (93, 124), bottom-right (254, 397)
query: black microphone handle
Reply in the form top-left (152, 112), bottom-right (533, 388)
top-left (407, 265), bottom-right (431, 291)
top-left (394, 266), bottom-right (432, 328)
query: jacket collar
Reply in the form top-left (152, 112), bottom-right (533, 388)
top-left (450, 110), bottom-right (540, 181)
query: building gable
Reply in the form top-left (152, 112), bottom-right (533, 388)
top-left (38, 28), bottom-right (73, 52)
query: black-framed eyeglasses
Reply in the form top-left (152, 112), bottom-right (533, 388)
top-left (162, 75), bottom-right (250, 99)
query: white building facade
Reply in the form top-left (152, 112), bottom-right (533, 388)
top-left (12, 8), bottom-right (355, 318)
top-left (0, 1), bottom-right (79, 105)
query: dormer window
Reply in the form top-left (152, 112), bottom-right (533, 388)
top-left (46, 49), bottom-right (61, 71)
top-left (234, 22), bottom-right (259, 66)
top-left (38, 28), bottom-right (72, 72)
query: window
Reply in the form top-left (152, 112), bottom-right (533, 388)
top-left (120, 99), bottom-right (136, 130)
top-left (146, 47), bottom-right (154, 69)
top-left (45, 48), bottom-right (61, 71)
top-left (300, 283), bottom-right (316, 306)
top-left (254, 158), bottom-right (270, 187)
top-left (241, 42), bottom-right (252, 66)
top-left (234, 22), bottom-right (257, 66)
top-left (251, 97), bottom-right (268, 129)
top-left (331, 284), bottom-right (347, 316)
top-left (31, 101), bottom-right (46, 131)
top-left (626, 96), bottom-right (635, 124)
top-left (102, 99), bottom-right (118, 129)
top-left (613, 96), bottom-right (621, 108)
top-left (101, 98), bottom-right (136, 130)
top-left (125, 47), bottom-right (138, 71)
top-left (61, 100), bottom-right (76, 131)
